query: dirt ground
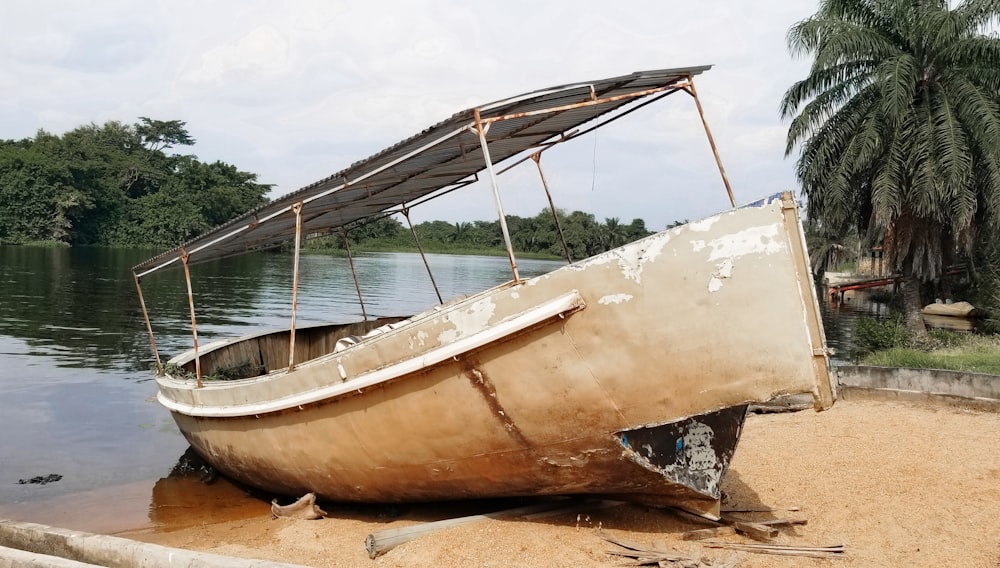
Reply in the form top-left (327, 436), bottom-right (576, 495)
top-left (119, 398), bottom-right (1000, 567)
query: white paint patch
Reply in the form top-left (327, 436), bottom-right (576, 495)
top-left (716, 258), bottom-right (734, 278)
top-left (687, 215), bottom-right (721, 232)
top-left (572, 232), bottom-right (672, 284)
top-left (682, 422), bottom-right (720, 474)
top-left (510, 291), bottom-right (520, 299)
top-left (436, 297), bottom-right (496, 344)
top-left (707, 258), bottom-right (735, 293)
top-left (598, 293), bottom-right (633, 305)
top-left (408, 330), bottom-right (429, 350)
top-left (705, 223), bottom-right (785, 262)
top-left (690, 240), bottom-right (706, 253)
top-left (612, 234), bottom-right (671, 284)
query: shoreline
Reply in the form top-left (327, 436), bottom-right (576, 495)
top-left (4, 398), bottom-right (998, 567)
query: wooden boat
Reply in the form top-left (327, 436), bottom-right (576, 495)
top-left (133, 66), bottom-right (835, 519)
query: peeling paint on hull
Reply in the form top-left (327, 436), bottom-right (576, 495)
top-left (158, 194), bottom-right (834, 516)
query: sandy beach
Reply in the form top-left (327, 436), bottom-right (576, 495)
top-left (104, 398), bottom-right (1000, 567)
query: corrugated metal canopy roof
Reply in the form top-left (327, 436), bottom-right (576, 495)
top-left (134, 65), bottom-right (711, 277)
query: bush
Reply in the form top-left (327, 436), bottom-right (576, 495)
top-left (852, 316), bottom-right (910, 357)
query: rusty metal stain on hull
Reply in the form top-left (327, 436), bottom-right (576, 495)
top-left (461, 358), bottom-right (530, 447)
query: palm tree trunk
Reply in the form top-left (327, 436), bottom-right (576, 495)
top-left (901, 272), bottom-right (926, 335)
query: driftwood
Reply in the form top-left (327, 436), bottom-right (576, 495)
top-left (365, 500), bottom-right (578, 558)
top-left (702, 541), bottom-right (846, 558)
top-left (0, 519), bottom-right (308, 567)
top-left (270, 493), bottom-right (328, 520)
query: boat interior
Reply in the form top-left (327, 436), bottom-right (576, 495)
top-left (172, 317), bottom-right (408, 381)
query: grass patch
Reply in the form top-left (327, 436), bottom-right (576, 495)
top-left (860, 334), bottom-right (1000, 374)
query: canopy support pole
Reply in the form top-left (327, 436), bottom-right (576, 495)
top-left (473, 109), bottom-right (520, 282)
top-left (133, 273), bottom-right (162, 374)
top-left (682, 77), bottom-right (736, 208)
top-left (342, 229), bottom-right (368, 320)
top-left (530, 152), bottom-right (573, 264)
top-left (402, 208), bottom-right (443, 304)
top-left (180, 250), bottom-right (202, 388)
top-left (288, 202), bottom-right (304, 372)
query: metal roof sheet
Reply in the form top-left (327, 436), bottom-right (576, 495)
top-left (134, 65), bottom-right (712, 276)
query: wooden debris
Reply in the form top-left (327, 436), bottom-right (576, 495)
top-left (721, 506), bottom-right (801, 513)
top-left (702, 541), bottom-right (846, 558)
top-left (365, 500), bottom-right (577, 558)
top-left (752, 517), bottom-right (808, 527)
top-left (730, 521), bottom-right (778, 540)
top-left (682, 526), bottom-right (737, 541)
top-left (270, 493), bottom-right (328, 520)
top-left (598, 529), bottom-right (727, 567)
top-left (683, 516), bottom-right (806, 540)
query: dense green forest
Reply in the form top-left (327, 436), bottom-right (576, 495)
top-left (0, 119), bottom-right (656, 257)
top-left (310, 212), bottom-right (654, 259)
top-left (0, 119), bottom-right (270, 246)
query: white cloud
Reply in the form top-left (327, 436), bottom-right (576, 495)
top-left (0, 0), bottom-right (821, 230)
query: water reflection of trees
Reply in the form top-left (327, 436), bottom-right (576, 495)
top-left (0, 247), bottom-right (273, 372)
top-left (0, 247), bottom-right (564, 374)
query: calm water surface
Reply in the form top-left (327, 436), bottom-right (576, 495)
top-left (0, 246), bottom-right (561, 530)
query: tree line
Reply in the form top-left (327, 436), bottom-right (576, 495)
top-left (0, 119), bottom-right (270, 246)
top-left (0, 118), bottom-right (657, 258)
top-left (307, 210), bottom-right (654, 259)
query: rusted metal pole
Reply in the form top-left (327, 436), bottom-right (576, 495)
top-left (133, 273), bottom-right (163, 374)
top-left (402, 208), bottom-right (443, 304)
top-left (179, 250), bottom-right (202, 388)
top-left (473, 108), bottom-right (520, 282)
top-left (288, 202), bottom-right (304, 372)
top-left (530, 152), bottom-right (573, 264)
top-left (683, 77), bottom-right (736, 208)
top-left (342, 229), bottom-right (368, 320)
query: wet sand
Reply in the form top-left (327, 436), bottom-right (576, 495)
top-left (5, 399), bottom-right (1000, 566)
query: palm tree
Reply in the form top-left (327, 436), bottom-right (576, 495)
top-left (781, 0), bottom-right (1000, 332)
top-left (601, 217), bottom-right (627, 251)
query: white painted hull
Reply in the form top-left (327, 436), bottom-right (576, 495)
top-left (158, 194), bottom-right (833, 517)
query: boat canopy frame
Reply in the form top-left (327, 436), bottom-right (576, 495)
top-left (133, 65), bottom-right (735, 380)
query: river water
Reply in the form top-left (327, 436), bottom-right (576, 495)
top-left (0, 246), bottom-right (881, 533)
top-left (0, 246), bottom-right (563, 532)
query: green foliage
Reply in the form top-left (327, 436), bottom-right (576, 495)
top-left (303, 209), bottom-right (655, 259)
top-left (852, 316), bottom-right (911, 356)
top-left (804, 218), bottom-right (860, 276)
top-left (968, 231), bottom-right (1000, 333)
top-left (782, 0), bottom-right (1000, 328)
top-left (0, 119), bottom-right (270, 247)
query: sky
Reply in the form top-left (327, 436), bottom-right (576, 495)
top-left (0, 1), bottom-right (821, 230)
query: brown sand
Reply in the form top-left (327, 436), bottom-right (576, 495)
top-left (118, 399), bottom-right (1000, 567)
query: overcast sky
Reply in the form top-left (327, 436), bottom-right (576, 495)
top-left (1, 1), bottom-right (820, 230)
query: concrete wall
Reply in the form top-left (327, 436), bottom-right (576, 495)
top-left (835, 365), bottom-right (1000, 411)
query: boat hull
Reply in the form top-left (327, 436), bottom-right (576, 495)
top-left (158, 194), bottom-right (833, 517)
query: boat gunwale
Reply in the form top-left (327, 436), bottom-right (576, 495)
top-left (157, 289), bottom-right (586, 417)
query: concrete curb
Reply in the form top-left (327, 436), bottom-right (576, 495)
top-left (834, 365), bottom-right (1000, 412)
